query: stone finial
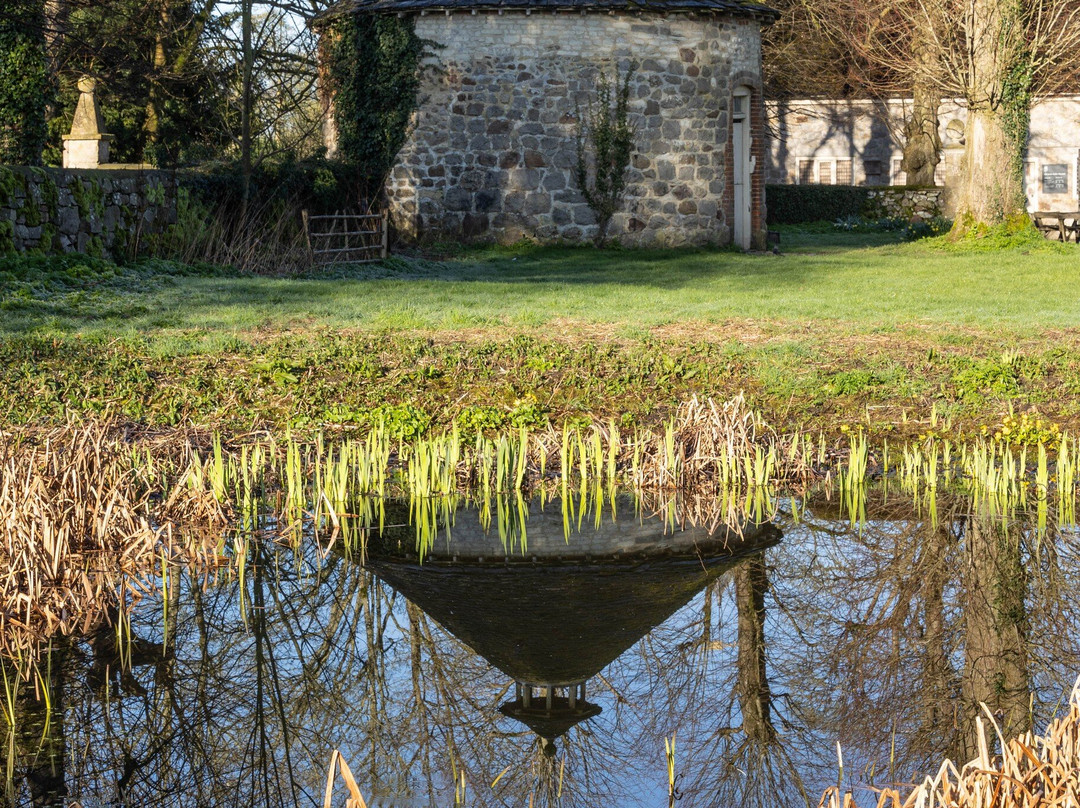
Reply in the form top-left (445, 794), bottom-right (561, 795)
top-left (63, 76), bottom-right (115, 168)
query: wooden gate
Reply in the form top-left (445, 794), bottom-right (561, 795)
top-left (303, 210), bottom-right (388, 266)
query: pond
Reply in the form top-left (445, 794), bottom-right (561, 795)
top-left (5, 490), bottom-right (1079, 808)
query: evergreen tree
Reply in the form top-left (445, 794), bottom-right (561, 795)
top-left (0, 0), bottom-right (49, 164)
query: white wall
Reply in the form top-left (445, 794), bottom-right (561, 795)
top-left (766, 97), bottom-right (1080, 212)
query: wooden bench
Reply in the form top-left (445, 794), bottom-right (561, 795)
top-left (1031, 211), bottom-right (1080, 242)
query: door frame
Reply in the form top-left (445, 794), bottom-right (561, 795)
top-left (732, 87), bottom-right (753, 249)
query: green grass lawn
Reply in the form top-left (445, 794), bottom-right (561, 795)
top-left (3, 229), bottom-right (1080, 437)
top-left (3, 229), bottom-right (1080, 341)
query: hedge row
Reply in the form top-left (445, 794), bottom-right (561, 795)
top-left (766, 184), bottom-right (874, 225)
top-left (179, 158), bottom-right (367, 217)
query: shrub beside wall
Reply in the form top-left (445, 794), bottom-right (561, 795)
top-left (766, 185), bottom-right (872, 224)
top-left (0, 0), bottom-right (49, 165)
top-left (178, 158), bottom-right (365, 216)
top-left (767, 184), bottom-right (945, 224)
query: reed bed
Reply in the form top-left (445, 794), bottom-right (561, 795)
top-left (180, 395), bottom-right (813, 516)
top-left (821, 683), bottom-right (1080, 808)
top-left (0, 426), bottom-right (164, 666)
top-left (5, 398), bottom-right (1080, 672)
top-left (0, 424), bottom-right (234, 668)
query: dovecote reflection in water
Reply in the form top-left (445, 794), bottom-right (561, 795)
top-left (3, 493), bottom-right (1080, 808)
top-left (361, 497), bottom-right (780, 755)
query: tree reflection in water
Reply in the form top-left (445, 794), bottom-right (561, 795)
top-left (0, 492), bottom-right (1078, 807)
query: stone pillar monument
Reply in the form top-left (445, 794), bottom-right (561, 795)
top-left (62, 77), bottom-right (115, 169)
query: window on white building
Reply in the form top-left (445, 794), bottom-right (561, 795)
top-left (891, 159), bottom-right (907, 186)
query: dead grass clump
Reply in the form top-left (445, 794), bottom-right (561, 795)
top-left (628, 395), bottom-right (813, 493)
top-left (821, 684), bottom-right (1080, 808)
top-left (668, 394), bottom-right (763, 478)
top-left (0, 425), bottom-right (162, 663)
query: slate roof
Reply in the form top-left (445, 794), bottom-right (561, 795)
top-left (315, 0), bottom-right (778, 22)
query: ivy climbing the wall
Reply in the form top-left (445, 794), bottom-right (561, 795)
top-left (0, 0), bottom-right (50, 164)
top-left (323, 13), bottom-right (427, 200)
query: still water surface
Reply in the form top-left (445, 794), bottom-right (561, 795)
top-left (7, 494), bottom-right (1080, 807)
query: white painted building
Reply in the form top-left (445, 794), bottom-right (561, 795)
top-left (766, 97), bottom-right (1080, 212)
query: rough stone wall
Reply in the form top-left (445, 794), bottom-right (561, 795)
top-left (387, 11), bottom-right (767, 247)
top-left (867, 187), bottom-right (945, 220)
top-left (0, 166), bottom-right (177, 259)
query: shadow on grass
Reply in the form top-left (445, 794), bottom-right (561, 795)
top-left (0, 232), bottom-right (935, 337)
top-left (298, 244), bottom-right (821, 291)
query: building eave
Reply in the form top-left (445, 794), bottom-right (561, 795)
top-left (313, 0), bottom-right (778, 26)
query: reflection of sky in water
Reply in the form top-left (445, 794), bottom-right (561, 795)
top-left (10, 496), bottom-right (1080, 807)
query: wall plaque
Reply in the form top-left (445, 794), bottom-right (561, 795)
top-left (1042, 164), bottom-right (1069, 194)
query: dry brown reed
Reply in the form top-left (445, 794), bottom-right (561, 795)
top-left (0, 397), bottom-right (870, 671)
top-left (821, 684), bottom-right (1080, 808)
top-left (324, 750), bottom-right (368, 808)
top-left (660, 395), bottom-right (764, 481)
top-left (161, 192), bottom-right (312, 274)
top-left (0, 425), bottom-right (162, 664)
top-left (0, 424), bottom-right (235, 668)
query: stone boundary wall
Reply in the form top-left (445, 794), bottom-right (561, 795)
top-left (388, 11), bottom-right (766, 247)
top-left (866, 187), bottom-right (945, 221)
top-left (0, 166), bottom-right (177, 259)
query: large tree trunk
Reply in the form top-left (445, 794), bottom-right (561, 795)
top-left (960, 515), bottom-right (1030, 760)
top-left (957, 108), bottom-right (1023, 222)
top-left (735, 555), bottom-right (776, 744)
top-left (955, 0), bottom-right (1029, 223)
top-left (145, 0), bottom-right (170, 158)
top-left (901, 60), bottom-right (941, 186)
top-left (240, 0), bottom-right (254, 211)
top-left (43, 0), bottom-right (66, 123)
top-left (917, 521), bottom-right (963, 762)
top-left (315, 28), bottom-right (339, 159)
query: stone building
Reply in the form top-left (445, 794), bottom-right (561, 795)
top-left (766, 96), bottom-right (1080, 214)
top-left (320, 0), bottom-right (778, 248)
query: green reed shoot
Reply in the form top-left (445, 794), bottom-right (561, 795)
top-left (0, 665), bottom-right (15, 728)
top-left (666, 733), bottom-right (677, 808)
top-left (1058, 433), bottom-right (1076, 525)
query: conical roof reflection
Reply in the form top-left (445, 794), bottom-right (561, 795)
top-left (363, 496), bottom-right (781, 740)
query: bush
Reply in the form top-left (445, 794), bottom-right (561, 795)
top-left (767, 185), bottom-right (872, 225)
top-left (0, 0), bottom-right (49, 164)
top-left (179, 157), bottom-right (364, 216)
top-left (171, 157), bottom-right (371, 274)
top-left (939, 212), bottom-right (1060, 252)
